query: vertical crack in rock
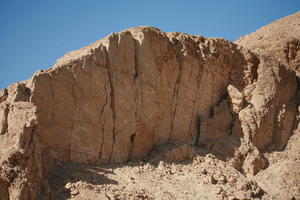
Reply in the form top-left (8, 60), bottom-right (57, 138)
top-left (104, 47), bottom-right (117, 163)
top-left (68, 66), bottom-right (77, 162)
top-left (189, 92), bottom-right (198, 142)
top-left (69, 66), bottom-right (77, 162)
top-left (27, 121), bottom-right (36, 158)
top-left (190, 49), bottom-right (204, 144)
top-left (169, 50), bottom-right (183, 141)
top-left (69, 63), bottom-right (84, 162)
top-left (189, 85), bottom-right (200, 144)
top-left (133, 39), bottom-right (141, 123)
top-left (130, 37), bottom-right (144, 158)
top-left (99, 80), bottom-right (109, 160)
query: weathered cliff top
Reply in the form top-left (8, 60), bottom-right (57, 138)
top-left (52, 26), bottom-right (227, 69)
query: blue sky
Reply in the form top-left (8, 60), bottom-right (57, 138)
top-left (0, 0), bottom-right (299, 89)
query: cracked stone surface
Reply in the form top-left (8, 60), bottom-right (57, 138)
top-left (31, 27), bottom-right (264, 166)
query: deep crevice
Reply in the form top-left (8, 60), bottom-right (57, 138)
top-left (189, 48), bottom-right (204, 143)
top-left (99, 80), bottom-right (109, 160)
top-left (169, 48), bottom-right (184, 142)
top-left (133, 39), bottom-right (142, 123)
top-left (103, 46), bottom-right (117, 163)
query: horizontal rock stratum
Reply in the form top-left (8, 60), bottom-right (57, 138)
top-left (0, 12), bottom-right (300, 200)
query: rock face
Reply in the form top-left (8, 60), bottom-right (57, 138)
top-left (234, 12), bottom-right (300, 176)
top-left (30, 27), bottom-right (263, 166)
top-left (0, 12), bottom-right (299, 199)
top-left (236, 11), bottom-right (300, 199)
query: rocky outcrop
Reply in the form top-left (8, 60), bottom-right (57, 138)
top-left (0, 12), bottom-right (299, 199)
top-left (235, 11), bottom-right (300, 199)
top-left (30, 27), bottom-right (262, 166)
top-left (235, 11), bottom-right (300, 176)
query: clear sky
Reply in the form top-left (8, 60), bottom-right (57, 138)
top-left (0, 0), bottom-right (299, 89)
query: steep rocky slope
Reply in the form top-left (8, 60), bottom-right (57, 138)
top-left (0, 12), bottom-right (299, 200)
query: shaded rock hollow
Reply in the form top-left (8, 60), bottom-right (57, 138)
top-left (0, 12), bottom-right (299, 199)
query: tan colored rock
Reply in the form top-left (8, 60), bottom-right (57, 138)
top-left (235, 12), bottom-right (300, 198)
top-left (242, 149), bottom-right (267, 175)
top-left (81, 189), bottom-right (110, 200)
top-left (163, 145), bottom-right (196, 162)
top-left (216, 175), bottom-right (227, 185)
top-left (0, 100), bottom-right (46, 199)
top-left (228, 176), bottom-right (237, 184)
top-left (237, 11), bottom-right (300, 75)
top-left (65, 182), bottom-right (72, 190)
top-left (0, 103), bottom-right (8, 135)
top-left (6, 82), bottom-right (31, 102)
top-left (200, 99), bottom-right (233, 142)
top-left (70, 188), bottom-right (79, 195)
top-left (0, 89), bottom-right (8, 103)
top-left (227, 84), bottom-right (244, 113)
top-left (210, 137), bottom-right (241, 158)
top-left (239, 56), bottom-right (296, 151)
top-left (28, 26), bottom-right (260, 166)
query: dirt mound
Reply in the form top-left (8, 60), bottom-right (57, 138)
top-left (0, 12), bottom-right (300, 200)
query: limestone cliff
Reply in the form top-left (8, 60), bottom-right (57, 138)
top-left (31, 28), bottom-right (261, 165)
top-left (0, 13), bottom-right (299, 199)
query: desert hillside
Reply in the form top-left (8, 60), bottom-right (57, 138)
top-left (0, 12), bottom-right (299, 200)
